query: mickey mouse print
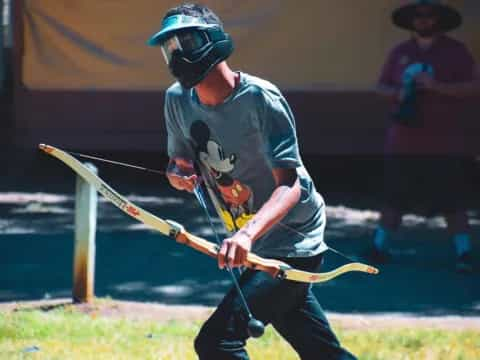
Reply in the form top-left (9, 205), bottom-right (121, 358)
top-left (190, 120), bottom-right (255, 232)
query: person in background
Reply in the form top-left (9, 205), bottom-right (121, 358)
top-left (370, 0), bottom-right (479, 272)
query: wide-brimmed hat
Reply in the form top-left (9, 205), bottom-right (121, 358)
top-left (392, 0), bottom-right (462, 32)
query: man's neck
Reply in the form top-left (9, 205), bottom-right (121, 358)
top-left (195, 62), bottom-right (239, 106)
top-left (414, 33), bottom-right (440, 51)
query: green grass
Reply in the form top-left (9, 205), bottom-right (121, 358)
top-left (1, 306), bottom-right (479, 360)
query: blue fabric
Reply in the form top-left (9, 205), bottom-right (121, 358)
top-left (164, 72), bottom-right (328, 258)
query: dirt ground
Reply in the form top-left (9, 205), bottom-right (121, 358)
top-left (2, 299), bottom-right (479, 331)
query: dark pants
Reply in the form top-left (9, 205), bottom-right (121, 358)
top-left (381, 156), bottom-right (470, 233)
top-left (383, 156), bottom-right (469, 214)
top-left (194, 255), bottom-right (356, 360)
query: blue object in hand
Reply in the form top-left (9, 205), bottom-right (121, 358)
top-left (393, 63), bottom-right (434, 126)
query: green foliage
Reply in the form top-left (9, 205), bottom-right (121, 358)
top-left (1, 308), bottom-right (479, 360)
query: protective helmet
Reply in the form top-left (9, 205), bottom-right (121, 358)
top-left (148, 14), bottom-right (234, 88)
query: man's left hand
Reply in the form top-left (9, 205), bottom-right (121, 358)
top-left (415, 72), bottom-right (440, 91)
top-left (218, 230), bottom-right (253, 269)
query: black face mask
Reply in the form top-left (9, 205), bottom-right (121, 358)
top-left (161, 28), bottom-right (234, 89)
top-left (170, 55), bottom-right (209, 89)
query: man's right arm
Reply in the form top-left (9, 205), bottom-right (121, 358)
top-left (375, 84), bottom-right (402, 101)
top-left (166, 157), bottom-right (198, 192)
top-left (375, 47), bottom-right (401, 101)
top-left (164, 94), bottom-right (197, 192)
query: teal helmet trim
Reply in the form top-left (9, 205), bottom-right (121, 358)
top-left (147, 15), bottom-right (217, 46)
top-left (148, 14), bottom-right (234, 88)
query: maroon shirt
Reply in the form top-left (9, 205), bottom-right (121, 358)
top-left (379, 35), bottom-right (475, 154)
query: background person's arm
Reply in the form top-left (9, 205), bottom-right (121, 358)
top-left (416, 65), bottom-right (480, 97)
top-left (375, 83), bottom-right (403, 101)
top-left (376, 47), bottom-right (402, 101)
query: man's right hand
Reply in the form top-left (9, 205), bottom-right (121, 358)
top-left (166, 158), bottom-right (198, 193)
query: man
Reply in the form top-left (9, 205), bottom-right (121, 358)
top-left (148, 3), bottom-right (357, 359)
top-left (371, 0), bottom-right (479, 272)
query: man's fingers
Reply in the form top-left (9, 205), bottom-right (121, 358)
top-left (168, 173), bottom-right (197, 192)
top-left (218, 240), bottom-right (229, 269)
top-left (183, 175), bottom-right (198, 192)
top-left (167, 177), bottom-right (185, 191)
top-left (227, 242), bottom-right (237, 268)
top-left (232, 247), bottom-right (245, 267)
top-left (183, 173), bottom-right (198, 183)
top-left (237, 247), bottom-right (247, 267)
top-left (170, 179), bottom-right (187, 191)
top-left (217, 234), bottom-right (252, 269)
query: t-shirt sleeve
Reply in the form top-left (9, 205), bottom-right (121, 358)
top-left (378, 48), bottom-right (397, 87)
top-left (259, 91), bottom-right (302, 168)
top-left (164, 95), bottom-right (195, 159)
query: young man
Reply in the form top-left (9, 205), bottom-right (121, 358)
top-left (371, 0), bottom-right (479, 271)
top-left (148, 4), bottom-right (356, 359)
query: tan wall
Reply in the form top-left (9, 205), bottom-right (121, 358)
top-left (13, 1), bottom-right (480, 153)
top-left (22, 0), bottom-right (480, 91)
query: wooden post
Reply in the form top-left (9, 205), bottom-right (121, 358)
top-left (73, 162), bottom-right (98, 303)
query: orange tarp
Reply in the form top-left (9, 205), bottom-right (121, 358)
top-left (22, 0), bottom-right (479, 90)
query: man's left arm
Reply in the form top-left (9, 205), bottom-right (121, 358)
top-left (218, 89), bottom-right (303, 269)
top-left (416, 64), bottom-right (480, 98)
top-left (218, 167), bottom-right (301, 269)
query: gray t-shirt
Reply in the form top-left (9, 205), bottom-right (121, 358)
top-left (164, 72), bottom-right (328, 258)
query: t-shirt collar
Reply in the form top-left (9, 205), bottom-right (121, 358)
top-left (191, 71), bottom-right (245, 110)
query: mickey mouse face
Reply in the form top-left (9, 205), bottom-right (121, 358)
top-left (191, 120), bottom-right (236, 173)
top-left (201, 140), bottom-right (236, 173)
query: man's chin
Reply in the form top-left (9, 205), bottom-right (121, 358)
top-left (415, 30), bottom-right (438, 39)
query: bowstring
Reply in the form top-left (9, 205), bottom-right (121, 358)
top-left (193, 185), bottom-right (255, 321)
top-left (64, 149), bottom-right (358, 264)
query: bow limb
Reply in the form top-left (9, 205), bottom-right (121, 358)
top-left (278, 262), bottom-right (379, 283)
top-left (39, 144), bottom-right (220, 256)
top-left (39, 144), bottom-right (378, 283)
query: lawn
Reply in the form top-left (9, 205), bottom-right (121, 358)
top-left (1, 302), bottom-right (479, 360)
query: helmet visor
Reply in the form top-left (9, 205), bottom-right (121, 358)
top-left (160, 31), bottom-right (210, 65)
